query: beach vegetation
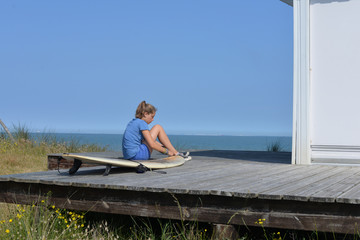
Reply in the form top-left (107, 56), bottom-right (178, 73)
top-left (0, 197), bottom-right (127, 240)
top-left (12, 123), bottom-right (32, 141)
top-left (0, 125), bottom-right (107, 175)
top-left (266, 140), bottom-right (283, 152)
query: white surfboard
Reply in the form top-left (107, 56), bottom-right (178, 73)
top-left (62, 153), bottom-right (191, 175)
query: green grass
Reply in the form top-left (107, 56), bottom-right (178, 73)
top-left (0, 200), bottom-right (213, 240)
top-left (0, 199), bottom-right (124, 240)
top-left (0, 126), bottom-right (107, 175)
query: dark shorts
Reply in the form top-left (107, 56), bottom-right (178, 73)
top-left (130, 143), bottom-right (150, 160)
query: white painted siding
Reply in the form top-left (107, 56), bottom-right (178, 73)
top-left (310, 0), bottom-right (360, 162)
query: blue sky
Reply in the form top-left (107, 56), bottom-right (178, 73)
top-left (0, 0), bottom-right (293, 136)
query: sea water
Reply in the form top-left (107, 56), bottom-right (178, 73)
top-left (32, 133), bottom-right (292, 152)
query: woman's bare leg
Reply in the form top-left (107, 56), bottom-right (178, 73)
top-left (149, 125), bottom-right (178, 154)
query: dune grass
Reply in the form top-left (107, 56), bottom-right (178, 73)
top-left (266, 140), bottom-right (283, 152)
top-left (0, 126), bottom-right (107, 175)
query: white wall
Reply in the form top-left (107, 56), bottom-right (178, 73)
top-left (310, 0), bottom-right (360, 163)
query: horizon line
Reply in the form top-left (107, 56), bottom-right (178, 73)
top-left (27, 131), bottom-right (292, 137)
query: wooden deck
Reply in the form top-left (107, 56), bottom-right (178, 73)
top-left (1, 150), bottom-right (360, 234)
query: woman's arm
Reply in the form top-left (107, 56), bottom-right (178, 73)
top-left (142, 130), bottom-right (175, 156)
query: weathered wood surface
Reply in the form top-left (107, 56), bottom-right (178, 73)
top-left (2, 150), bottom-right (360, 234)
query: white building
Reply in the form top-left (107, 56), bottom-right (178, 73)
top-left (283, 0), bottom-right (360, 164)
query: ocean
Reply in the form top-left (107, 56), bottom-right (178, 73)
top-left (32, 133), bottom-right (292, 152)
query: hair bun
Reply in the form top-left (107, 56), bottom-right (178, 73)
top-left (135, 101), bottom-right (157, 119)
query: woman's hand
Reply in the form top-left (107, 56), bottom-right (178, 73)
top-left (167, 150), bottom-right (177, 156)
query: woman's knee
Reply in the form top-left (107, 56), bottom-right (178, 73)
top-left (149, 124), bottom-right (163, 139)
top-left (151, 124), bottom-right (163, 132)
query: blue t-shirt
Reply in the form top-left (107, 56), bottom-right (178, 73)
top-left (122, 118), bottom-right (149, 159)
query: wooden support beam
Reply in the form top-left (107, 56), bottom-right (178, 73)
top-left (1, 181), bottom-right (360, 234)
top-left (0, 119), bottom-right (15, 142)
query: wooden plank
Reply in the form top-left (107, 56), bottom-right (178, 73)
top-left (225, 165), bottom-right (320, 196)
top-left (0, 175), bottom-right (10, 181)
top-left (258, 165), bottom-right (348, 201)
top-left (156, 166), bottom-right (260, 195)
top-left (337, 182), bottom-right (360, 204)
top-left (40, 172), bottom-right (108, 187)
top-left (106, 160), bottom-right (246, 189)
top-left (130, 162), bottom-right (286, 196)
top-left (8, 171), bottom-right (62, 184)
top-left (170, 161), bottom-right (289, 188)
top-left (138, 162), bottom-right (258, 186)
top-left (169, 164), bottom-right (293, 197)
top-left (177, 165), bottom-right (293, 196)
top-left (257, 165), bottom-right (333, 199)
top-left (182, 164), bottom-right (304, 198)
top-left (56, 168), bottom-right (146, 188)
top-left (2, 167), bottom-right (115, 187)
top-left (308, 167), bottom-right (360, 202)
top-left (49, 164), bottom-right (200, 192)
top-left (334, 170), bottom-right (360, 204)
top-left (281, 167), bottom-right (351, 202)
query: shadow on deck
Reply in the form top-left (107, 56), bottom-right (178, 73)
top-left (189, 150), bottom-right (291, 164)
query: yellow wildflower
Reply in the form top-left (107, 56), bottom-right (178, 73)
top-left (9, 219), bottom-right (13, 223)
top-left (5, 229), bottom-right (10, 233)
